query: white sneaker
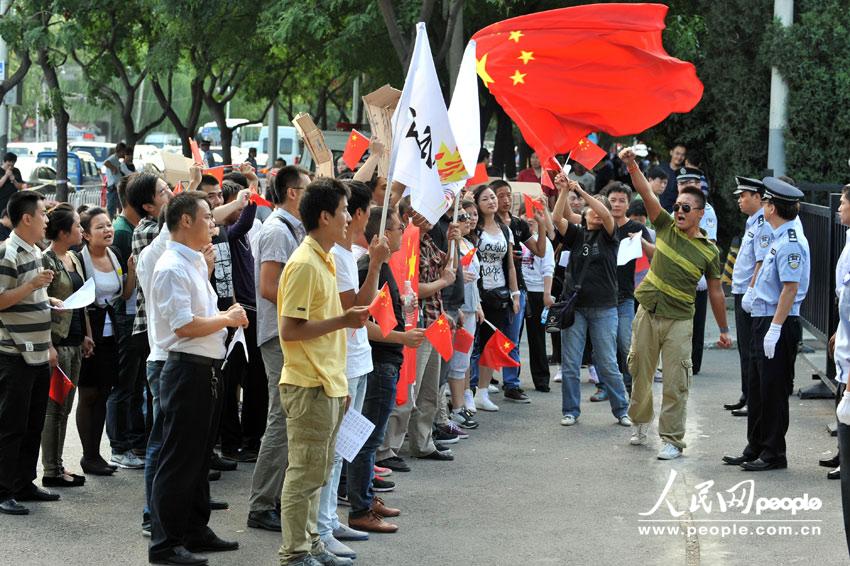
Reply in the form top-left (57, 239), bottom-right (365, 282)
top-left (629, 423), bottom-right (649, 445)
top-left (111, 450), bottom-right (144, 469)
top-left (553, 374), bottom-right (562, 383)
top-left (474, 389), bottom-right (499, 412)
top-left (320, 534), bottom-right (356, 559)
top-left (463, 389), bottom-right (476, 413)
top-left (617, 415), bottom-right (633, 427)
top-left (560, 415), bottom-right (577, 426)
top-left (657, 442), bottom-right (682, 460)
top-left (487, 383), bottom-right (500, 394)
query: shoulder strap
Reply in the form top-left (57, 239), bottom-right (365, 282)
top-left (277, 214), bottom-right (299, 241)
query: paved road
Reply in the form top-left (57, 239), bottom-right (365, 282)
top-left (1, 330), bottom-right (846, 565)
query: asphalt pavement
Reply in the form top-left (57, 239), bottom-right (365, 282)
top-left (1, 308), bottom-right (846, 566)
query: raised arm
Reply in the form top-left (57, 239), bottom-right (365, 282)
top-left (551, 174), bottom-right (581, 234)
top-left (619, 147), bottom-right (662, 224)
top-left (353, 138), bottom-right (384, 183)
top-left (572, 182), bottom-right (615, 236)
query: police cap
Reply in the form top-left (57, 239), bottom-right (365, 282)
top-left (733, 176), bottom-right (765, 195)
top-left (761, 176), bottom-right (804, 204)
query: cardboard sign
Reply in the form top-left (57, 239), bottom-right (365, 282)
top-left (159, 150), bottom-right (193, 186)
top-left (292, 113), bottom-right (334, 178)
top-left (362, 85), bottom-right (401, 178)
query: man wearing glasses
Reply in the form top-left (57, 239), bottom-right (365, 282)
top-left (618, 147), bottom-right (732, 461)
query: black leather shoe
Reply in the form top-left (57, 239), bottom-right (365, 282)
top-left (731, 408), bottom-right (748, 417)
top-left (15, 486), bottom-right (60, 501)
top-left (210, 454), bottom-right (237, 472)
top-left (828, 466), bottom-right (840, 480)
top-left (722, 454), bottom-right (755, 466)
top-left (741, 458), bottom-right (787, 471)
top-left (417, 449), bottom-right (454, 461)
top-left (208, 470), bottom-right (221, 482)
top-left (80, 458), bottom-right (115, 476)
top-left (376, 457), bottom-right (410, 472)
top-left (820, 454), bottom-right (840, 468)
top-left (0, 498), bottom-right (28, 515)
top-left (149, 545), bottom-right (208, 565)
top-left (42, 474), bottom-right (85, 488)
top-left (185, 534), bottom-right (239, 553)
top-left (724, 400), bottom-right (746, 411)
top-left (210, 499), bottom-right (229, 511)
top-left (247, 509), bottom-right (282, 531)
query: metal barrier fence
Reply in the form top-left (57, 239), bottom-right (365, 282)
top-left (798, 193), bottom-right (843, 383)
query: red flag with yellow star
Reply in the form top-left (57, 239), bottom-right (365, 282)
top-left (424, 313), bottom-right (454, 362)
top-left (471, 4), bottom-right (703, 163)
top-left (571, 137), bottom-right (607, 170)
top-left (342, 129), bottom-right (370, 171)
top-left (369, 282), bottom-right (397, 337)
top-left (480, 328), bottom-right (521, 369)
top-left (49, 366), bottom-right (75, 405)
top-left (460, 246), bottom-right (477, 268)
top-left (389, 223), bottom-right (420, 405)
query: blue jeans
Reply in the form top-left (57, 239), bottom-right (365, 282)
top-left (106, 314), bottom-right (146, 454)
top-left (617, 299), bottom-right (635, 391)
top-left (143, 360), bottom-right (164, 521)
top-left (560, 306), bottom-right (628, 418)
top-left (106, 186), bottom-right (120, 219)
top-left (318, 373), bottom-right (367, 538)
top-left (348, 362), bottom-right (399, 516)
top-left (500, 290), bottom-right (526, 389)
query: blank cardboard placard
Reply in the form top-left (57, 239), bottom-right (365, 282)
top-left (292, 113), bottom-right (334, 177)
top-left (160, 150), bottom-right (192, 186)
top-left (362, 85), bottom-right (401, 178)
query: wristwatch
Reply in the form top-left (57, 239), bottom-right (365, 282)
top-left (719, 326), bottom-right (729, 334)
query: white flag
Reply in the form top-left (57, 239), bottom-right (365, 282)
top-left (448, 40), bottom-right (481, 180)
top-left (390, 23), bottom-right (467, 225)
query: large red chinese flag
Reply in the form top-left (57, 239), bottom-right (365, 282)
top-left (342, 130), bottom-right (370, 171)
top-left (369, 282), bottom-right (397, 337)
top-left (571, 137), bottom-right (608, 171)
top-left (471, 4), bottom-right (703, 162)
top-left (49, 366), bottom-right (75, 405)
top-left (389, 223), bottom-right (420, 405)
top-left (480, 328), bottom-right (521, 369)
top-left (425, 313), bottom-right (454, 362)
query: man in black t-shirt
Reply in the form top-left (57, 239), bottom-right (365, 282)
top-left (0, 153), bottom-right (23, 216)
top-left (602, 183), bottom-right (655, 394)
top-left (348, 207), bottom-right (425, 534)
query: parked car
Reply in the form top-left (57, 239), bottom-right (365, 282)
top-left (15, 157), bottom-right (57, 195)
top-left (144, 131), bottom-right (181, 148)
top-left (68, 141), bottom-right (115, 169)
top-left (36, 150), bottom-right (106, 206)
top-left (7, 142), bottom-right (56, 159)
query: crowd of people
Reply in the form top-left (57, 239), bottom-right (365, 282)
top-left (0, 133), bottom-right (833, 564)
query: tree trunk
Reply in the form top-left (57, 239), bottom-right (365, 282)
top-left (38, 51), bottom-right (69, 202)
top-left (151, 76), bottom-right (204, 158)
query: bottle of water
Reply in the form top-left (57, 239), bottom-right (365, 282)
top-left (401, 280), bottom-right (417, 328)
top-left (541, 306), bottom-right (549, 325)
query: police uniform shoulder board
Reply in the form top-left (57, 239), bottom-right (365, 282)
top-left (787, 229), bottom-right (798, 242)
top-left (757, 215), bottom-right (765, 227)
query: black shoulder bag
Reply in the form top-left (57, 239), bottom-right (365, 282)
top-left (544, 232), bottom-right (596, 333)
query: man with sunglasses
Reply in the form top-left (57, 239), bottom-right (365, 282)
top-left (618, 147), bottom-right (732, 461)
top-left (723, 177), bottom-right (809, 472)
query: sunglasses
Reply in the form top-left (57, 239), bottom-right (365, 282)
top-left (457, 213), bottom-right (470, 222)
top-left (672, 203), bottom-right (704, 213)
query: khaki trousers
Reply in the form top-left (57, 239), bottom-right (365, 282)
top-left (627, 306), bottom-right (694, 450)
top-left (278, 384), bottom-right (344, 565)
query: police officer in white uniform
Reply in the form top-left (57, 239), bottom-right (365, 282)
top-left (725, 177), bottom-right (769, 416)
top-left (723, 177), bottom-right (809, 471)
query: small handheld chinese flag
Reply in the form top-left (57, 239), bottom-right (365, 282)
top-left (453, 326), bottom-right (475, 354)
top-left (480, 328), bottom-right (520, 369)
top-left (523, 194), bottom-right (544, 216)
top-left (204, 166), bottom-right (224, 185)
top-left (571, 137), bottom-right (607, 170)
top-left (424, 313), bottom-right (454, 362)
top-left (369, 282), bottom-right (397, 337)
top-left (249, 192), bottom-right (273, 207)
top-left (189, 137), bottom-right (204, 164)
top-left (342, 130), bottom-right (370, 171)
top-left (460, 247), bottom-right (477, 268)
top-left (465, 162), bottom-right (489, 187)
top-left (49, 366), bottom-right (75, 405)
top-left (173, 181), bottom-right (183, 194)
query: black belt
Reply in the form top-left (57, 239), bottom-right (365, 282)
top-left (167, 351), bottom-right (224, 370)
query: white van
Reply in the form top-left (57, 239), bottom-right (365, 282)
top-left (257, 126), bottom-right (300, 167)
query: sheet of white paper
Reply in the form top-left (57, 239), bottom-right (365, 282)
top-left (617, 233), bottom-right (643, 266)
top-left (558, 250), bottom-right (571, 268)
top-left (52, 277), bottom-right (96, 310)
top-left (335, 409), bottom-right (376, 463)
top-left (224, 326), bottom-right (248, 364)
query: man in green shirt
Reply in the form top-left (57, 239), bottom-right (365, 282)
top-left (619, 147), bottom-right (732, 460)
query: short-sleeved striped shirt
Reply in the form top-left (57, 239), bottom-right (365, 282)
top-left (131, 217), bottom-right (160, 335)
top-left (0, 231), bottom-right (52, 365)
top-left (634, 209), bottom-right (721, 320)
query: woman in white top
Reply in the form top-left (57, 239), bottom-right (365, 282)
top-left (75, 207), bottom-right (136, 476)
top-left (470, 186), bottom-right (519, 412)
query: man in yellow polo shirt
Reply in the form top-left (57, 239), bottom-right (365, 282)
top-left (619, 147), bottom-right (732, 461)
top-left (276, 178), bottom-right (370, 566)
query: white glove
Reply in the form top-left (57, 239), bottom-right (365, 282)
top-left (837, 391), bottom-right (850, 425)
top-left (741, 287), bottom-right (755, 313)
top-left (763, 323), bottom-right (782, 359)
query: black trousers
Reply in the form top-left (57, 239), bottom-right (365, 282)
top-left (838, 417), bottom-right (850, 557)
top-left (525, 291), bottom-right (550, 388)
top-left (733, 294), bottom-right (753, 404)
top-left (0, 355), bottom-right (50, 500)
top-left (744, 316), bottom-right (801, 464)
top-left (150, 355), bottom-right (222, 557)
top-left (221, 309), bottom-right (267, 453)
top-left (691, 289), bottom-right (708, 374)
